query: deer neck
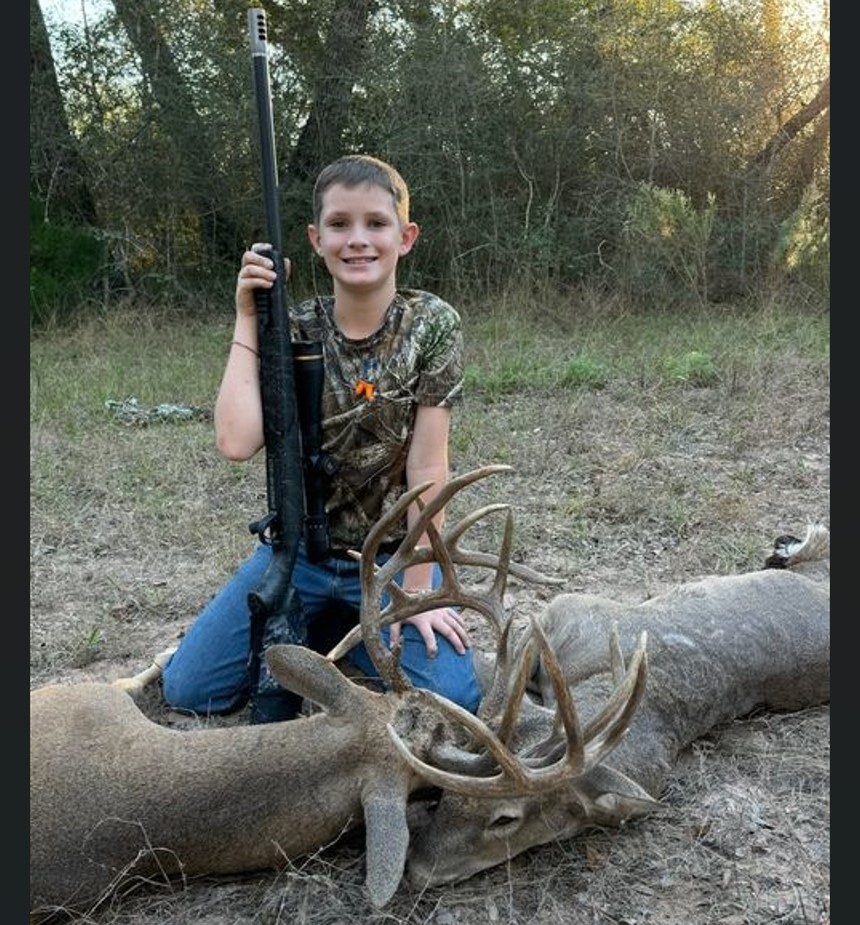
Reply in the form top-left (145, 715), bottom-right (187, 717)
top-left (547, 570), bottom-right (829, 796)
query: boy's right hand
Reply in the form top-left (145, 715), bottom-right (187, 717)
top-left (235, 243), bottom-right (290, 318)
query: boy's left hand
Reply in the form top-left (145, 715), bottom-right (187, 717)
top-left (391, 609), bottom-right (470, 657)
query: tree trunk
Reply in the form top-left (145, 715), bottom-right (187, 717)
top-left (112, 0), bottom-right (242, 262)
top-left (750, 76), bottom-right (830, 169)
top-left (30, 0), bottom-right (98, 225)
top-left (285, 0), bottom-right (375, 196)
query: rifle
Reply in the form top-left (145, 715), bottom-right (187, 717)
top-left (245, 7), bottom-right (335, 723)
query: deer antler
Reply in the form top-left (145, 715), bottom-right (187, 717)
top-left (385, 622), bottom-right (649, 796)
top-left (326, 465), bottom-right (562, 691)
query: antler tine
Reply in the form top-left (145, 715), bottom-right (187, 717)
top-left (385, 622), bottom-right (650, 798)
top-left (490, 509), bottom-right (513, 627)
top-left (351, 466), bottom-right (517, 693)
top-left (507, 620), bottom-right (637, 769)
top-left (413, 464), bottom-right (515, 527)
top-left (354, 487), bottom-right (428, 693)
top-left (519, 616), bottom-right (586, 776)
top-left (387, 690), bottom-right (534, 796)
top-left (443, 503), bottom-right (510, 545)
top-left (493, 629), bottom-right (540, 746)
top-left (399, 502), bottom-right (563, 590)
top-left (523, 623), bottom-right (648, 773)
top-left (581, 631), bottom-right (648, 769)
top-left (360, 479), bottom-right (436, 588)
top-left (608, 621), bottom-right (626, 684)
top-left (422, 506), bottom-right (459, 588)
top-left (475, 617), bottom-right (528, 726)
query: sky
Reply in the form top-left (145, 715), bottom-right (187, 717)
top-left (39, 0), bottom-right (828, 41)
top-left (40, 0), bottom-right (110, 28)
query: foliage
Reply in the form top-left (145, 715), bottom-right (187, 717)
top-left (33, 0), bottom-right (830, 314)
top-left (617, 184), bottom-right (716, 310)
top-left (661, 349), bottom-right (719, 386)
top-left (560, 352), bottom-right (609, 389)
top-left (772, 181), bottom-right (830, 291)
top-left (30, 195), bottom-right (107, 328)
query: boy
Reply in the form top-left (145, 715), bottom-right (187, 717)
top-left (162, 154), bottom-right (481, 721)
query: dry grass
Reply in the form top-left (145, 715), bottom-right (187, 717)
top-left (30, 302), bottom-right (829, 924)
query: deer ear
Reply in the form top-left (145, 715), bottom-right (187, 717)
top-left (362, 781), bottom-right (411, 907)
top-left (579, 765), bottom-right (663, 826)
top-left (265, 644), bottom-right (366, 716)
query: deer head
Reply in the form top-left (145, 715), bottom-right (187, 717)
top-left (318, 463), bottom-right (651, 899)
top-left (385, 614), bottom-right (654, 887)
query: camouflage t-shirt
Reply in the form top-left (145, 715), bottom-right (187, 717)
top-left (289, 289), bottom-right (464, 552)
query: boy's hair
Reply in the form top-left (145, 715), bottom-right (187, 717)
top-left (312, 155), bottom-right (410, 226)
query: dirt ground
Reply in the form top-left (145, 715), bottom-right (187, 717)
top-left (30, 371), bottom-right (830, 925)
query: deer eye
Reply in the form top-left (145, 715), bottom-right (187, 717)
top-left (487, 811), bottom-right (522, 835)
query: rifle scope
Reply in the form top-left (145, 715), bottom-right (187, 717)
top-left (293, 341), bottom-right (338, 562)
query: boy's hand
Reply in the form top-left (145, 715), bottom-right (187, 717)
top-left (235, 243), bottom-right (290, 318)
top-left (390, 608), bottom-right (470, 658)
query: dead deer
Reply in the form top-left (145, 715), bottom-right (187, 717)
top-left (393, 523), bottom-right (830, 889)
top-left (30, 464), bottom-right (828, 915)
top-left (29, 465), bottom-right (580, 920)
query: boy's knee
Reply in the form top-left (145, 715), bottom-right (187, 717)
top-left (401, 637), bottom-right (482, 714)
top-left (431, 669), bottom-right (481, 713)
top-left (161, 655), bottom-right (247, 716)
top-left (436, 657), bottom-right (482, 712)
top-left (346, 634), bottom-right (482, 713)
top-left (160, 657), bottom-right (198, 711)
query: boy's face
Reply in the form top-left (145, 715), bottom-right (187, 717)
top-left (308, 182), bottom-right (419, 295)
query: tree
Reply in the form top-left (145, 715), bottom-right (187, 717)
top-left (277, 0), bottom-right (377, 272)
top-left (288, 0), bottom-right (377, 184)
top-left (32, 0), bottom-right (829, 309)
top-left (750, 76), bottom-right (830, 168)
top-left (30, 0), bottom-right (97, 225)
top-left (111, 0), bottom-right (242, 262)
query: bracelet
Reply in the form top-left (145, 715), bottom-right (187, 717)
top-left (231, 340), bottom-right (259, 358)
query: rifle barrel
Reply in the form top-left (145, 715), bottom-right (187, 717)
top-left (248, 8), bottom-right (282, 251)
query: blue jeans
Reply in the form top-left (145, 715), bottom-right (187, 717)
top-left (162, 542), bottom-right (481, 717)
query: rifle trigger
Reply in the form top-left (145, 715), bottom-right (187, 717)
top-left (248, 512), bottom-right (278, 544)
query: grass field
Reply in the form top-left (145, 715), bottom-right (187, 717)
top-left (30, 297), bottom-right (829, 924)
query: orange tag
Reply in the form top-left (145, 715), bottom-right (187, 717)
top-left (355, 379), bottom-right (376, 401)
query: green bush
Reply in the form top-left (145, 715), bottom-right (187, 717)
top-left (662, 349), bottom-right (719, 386)
top-left (560, 353), bottom-right (609, 390)
top-left (772, 185), bottom-right (830, 292)
top-left (30, 196), bottom-right (106, 328)
top-left (618, 184), bottom-right (715, 309)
